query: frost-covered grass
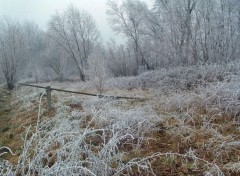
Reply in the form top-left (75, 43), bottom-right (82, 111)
top-left (106, 59), bottom-right (240, 94)
top-left (1, 88), bottom-right (161, 175)
top-left (1, 61), bottom-right (240, 175)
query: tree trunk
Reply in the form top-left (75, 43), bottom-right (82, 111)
top-left (77, 65), bottom-right (85, 82)
top-left (7, 80), bottom-right (14, 90)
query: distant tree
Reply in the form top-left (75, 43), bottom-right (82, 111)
top-left (106, 39), bottom-right (137, 76)
top-left (0, 18), bottom-right (26, 90)
top-left (107, 0), bottom-right (151, 70)
top-left (151, 0), bottom-right (199, 66)
top-left (88, 45), bottom-right (109, 94)
top-left (43, 38), bottom-right (68, 82)
top-left (48, 5), bottom-right (100, 81)
top-left (22, 22), bottom-right (46, 83)
top-left (149, 0), bottom-right (239, 66)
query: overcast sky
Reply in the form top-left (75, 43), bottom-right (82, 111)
top-left (0, 0), bottom-right (152, 42)
top-left (0, 0), bottom-right (113, 41)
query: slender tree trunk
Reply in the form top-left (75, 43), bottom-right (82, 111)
top-left (76, 64), bottom-right (85, 81)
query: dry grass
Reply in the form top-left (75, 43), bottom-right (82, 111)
top-left (1, 62), bottom-right (240, 175)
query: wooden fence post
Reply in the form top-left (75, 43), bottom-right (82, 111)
top-left (46, 86), bottom-right (52, 110)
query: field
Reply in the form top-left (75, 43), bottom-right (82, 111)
top-left (1, 61), bottom-right (240, 176)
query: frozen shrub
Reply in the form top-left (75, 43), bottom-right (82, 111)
top-left (106, 59), bottom-right (240, 94)
top-left (93, 106), bottom-right (159, 139)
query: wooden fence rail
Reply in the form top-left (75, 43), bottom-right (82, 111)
top-left (18, 83), bottom-right (146, 110)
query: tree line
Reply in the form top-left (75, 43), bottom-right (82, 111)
top-left (0, 0), bottom-right (239, 90)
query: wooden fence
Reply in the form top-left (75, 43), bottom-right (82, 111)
top-left (18, 83), bottom-right (145, 110)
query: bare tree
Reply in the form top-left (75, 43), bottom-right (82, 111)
top-left (22, 22), bottom-right (46, 83)
top-left (107, 0), bottom-right (151, 70)
top-left (144, 0), bottom-right (240, 67)
top-left (48, 5), bottom-right (100, 81)
top-left (0, 18), bottom-right (26, 90)
top-left (151, 0), bottom-right (199, 65)
top-left (107, 39), bottom-right (138, 76)
top-left (44, 37), bottom-right (68, 82)
top-left (88, 45), bottom-right (109, 94)
top-left (193, 0), bottom-right (240, 63)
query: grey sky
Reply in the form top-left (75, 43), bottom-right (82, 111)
top-left (0, 0), bottom-right (112, 41)
top-left (0, 0), bottom-right (151, 42)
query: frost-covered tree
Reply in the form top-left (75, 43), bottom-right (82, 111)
top-left (106, 39), bottom-right (138, 76)
top-left (43, 37), bottom-right (69, 82)
top-left (141, 0), bottom-right (240, 66)
top-left (0, 18), bottom-right (26, 90)
top-left (88, 45), bottom-right (109, 94)
top-left (22, 22), bottom-right (46, 83)
top-left (148, 0), bottom-right (199, 66)
top-left (48, 5), bottom-right (100, 81)
top-left (107, 0), bottom-right (151, 70)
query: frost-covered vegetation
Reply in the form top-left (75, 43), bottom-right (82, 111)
top-left (1, 0), bottom-right (240, 175)
top-left (1, 61), bottom-right (240, 175)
